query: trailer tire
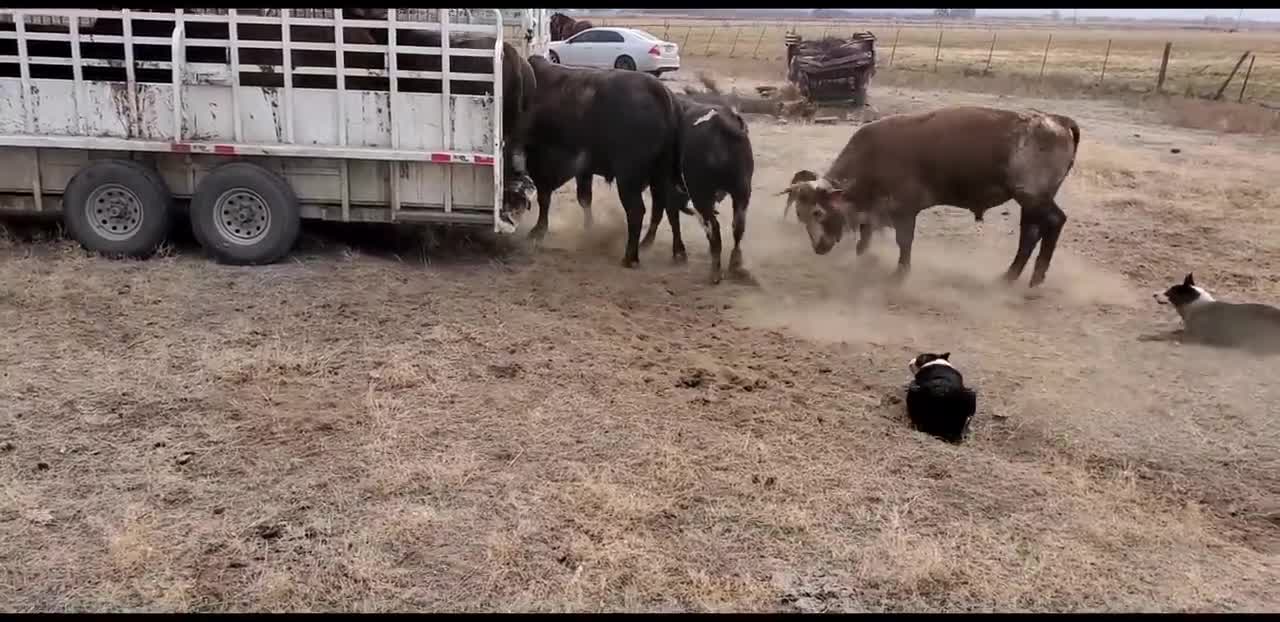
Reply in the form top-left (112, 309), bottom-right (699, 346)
top-left (190, 162), bottom-right (300, 266)
top-left (62, 159), bottom-right (173, 259)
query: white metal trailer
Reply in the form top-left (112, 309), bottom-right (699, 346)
top-left (0, 8), bottom-right (550, 264)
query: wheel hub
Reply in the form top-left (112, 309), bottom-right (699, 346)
top-left (214, 189), bottom-right (272, 245)
top-left (85, 184), bottom-right (144, 241)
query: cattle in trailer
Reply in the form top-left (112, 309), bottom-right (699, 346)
top-left (779, 105), bottom-right (1081, 287)
top-left (520, 54), bottom-right (684, 269)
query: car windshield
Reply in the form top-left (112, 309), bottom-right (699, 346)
top-left (630, 29), bottom-right (661, 42)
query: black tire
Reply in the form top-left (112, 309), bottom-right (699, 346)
top-left (614, 55), bottom-right (636, 71)
top-left (61, 159), bottom-right (173, 258)
top-left (189, 161), bottom-right (300, 266)
top-left (548, 50), bottom-right (561, 64)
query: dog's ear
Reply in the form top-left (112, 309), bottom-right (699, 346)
top-left (1183, 273), bottom-right (1195, 287)
top-left (939, 352), bottom-right (951, 360)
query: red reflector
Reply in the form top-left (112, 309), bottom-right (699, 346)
top-left (648, 45), bottom-right (660, 57)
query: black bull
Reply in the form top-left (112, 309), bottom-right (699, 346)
top-left (520, 55), bottom-right (687, 271)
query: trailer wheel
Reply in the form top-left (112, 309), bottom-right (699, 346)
top-left (190, 162), bottom-right (300, 266)
top-left (62, 159), bottom-right (173, 258)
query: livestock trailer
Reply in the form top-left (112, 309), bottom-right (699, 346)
top-left (0, 8), bottom-right (551, 264)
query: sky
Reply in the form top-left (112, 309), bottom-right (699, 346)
top-left (874, 8), bottom-right (1280, 22)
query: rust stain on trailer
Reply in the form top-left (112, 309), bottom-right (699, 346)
top-left (107, 82), bottom-right (134, 138)
top-left (262, 87), bottom-right (283, 143)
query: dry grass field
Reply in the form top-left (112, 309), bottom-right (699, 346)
top-left (594, 16), bottom-right (1280, 106)
top-left (3, 32), bottom-right (1280, 613)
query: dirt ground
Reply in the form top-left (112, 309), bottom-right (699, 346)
top-left (2, 59), bottom-right (1280, 611)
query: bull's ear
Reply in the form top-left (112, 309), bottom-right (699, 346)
top-left (775, 184), bottom-right (796, 197)
top-left (940, 352), bottom-right (951, 360)
top-left (1184, 273), bottom-right (1195, 287)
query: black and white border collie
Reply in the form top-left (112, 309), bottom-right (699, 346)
top-left (906, 352), bottom-right (978, 444)
top-left (1154, 273), bottom-right (1280, 355)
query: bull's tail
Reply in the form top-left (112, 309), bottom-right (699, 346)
top-left (662, 84), bottom-right (689, 200)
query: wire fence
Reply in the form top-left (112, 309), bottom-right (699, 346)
top-left (583, 18), bottom-right (1280, 105)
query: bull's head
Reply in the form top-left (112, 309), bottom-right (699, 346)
top-left (777, 173), bottom-right (852, 255)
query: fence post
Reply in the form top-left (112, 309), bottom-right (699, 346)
top-left (728, 25), bottom-right (744, 57)
top-left (985, 31), bottom-right (996, 74)
top-left (933, 29), bottom-right (944, 72)
top-left (1100, 38), bottom-right (1112, 83)
top-left (821, 25), bottom-right (829, 39)
top-left (1156, 41), bottom-right (1172, 93)
top-left (662, 19), bottom-right (670, 40)
top-left (889, 28), bottom-right (900, 66)
top-left (1039, 33), bottom-right (1052, 82)
top-left (1213, 51), bottom-right (1251, 100)
top-left (704, 25), bottom-right (717, 56)
top-left (681, 26), bottom-right (692, 50)
top-left (1238, 54), bottom-right (1256, 103)
top-left (750, 24), bottom-right (768, 59)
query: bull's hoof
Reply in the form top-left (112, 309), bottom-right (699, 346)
top-left (672, 251), bottom-right (688, 265)
top-left (709, 270), bottom-right (723, 286)
top-left (640, 234), bottom-right (657, 248)
top-left (527, 226), bottom-right (548, 242)
top-left (1029, 272), bottom-right (1047, 288)
top-left (1000, 270), bottom-right (1022, 285)
top-left (620, 257), bottom-right (640, 269)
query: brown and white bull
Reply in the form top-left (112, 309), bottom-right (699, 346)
top-left (779, 105), bottom-right (1081, 287)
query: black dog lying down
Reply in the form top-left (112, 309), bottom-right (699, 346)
top-left (906, 352), bottom-right (978, 444)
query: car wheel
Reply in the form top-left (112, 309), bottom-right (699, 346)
top-left (61, 159), bottom-right (173, 259)
top-left (614, 55), bottom-right (636, 71)
top-left (190, 161), bottom-right (301, 266)
top-left (548, 50), bottom-right (560, 64)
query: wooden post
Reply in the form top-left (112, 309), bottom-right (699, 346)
top-left (704, 25), bottom-right (717, 56)
top-left (1238, 54), bottom-right (1256, 103)
top-left (728, 25), bottom-right (744, 57)
top-left (889, 28), bottom-right (900, 66)
top-left (985, 31), bottom-right (996, 74)
top-left (681, 26), bottom-right (692, 50)
top-left (1100, 38), bottom-right (1112, 83)
top-left (821, 25), bottom-right (829, 39)
top-left (933, 29), bottom-right (944, 72)
top-left (750, 25), bottom-right (768, 59)
top-left (1039, 33), bottom-right (1052, 82)
top-left (662, 20), bottom-right (670, 40)
top-left (1213, 51), bottom-right (1252, 100)
top-left (1156, 41), bottom-right (1172, 93)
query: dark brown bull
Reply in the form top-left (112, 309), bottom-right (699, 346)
top-left (780, 105), bottom-right (1081, 287)
top-left (549, 12), bottom-right (593, 42)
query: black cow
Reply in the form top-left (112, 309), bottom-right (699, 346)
top-left (521, 54), bottom-right (683, 269)
top-left (575, 96), bottom-right (754, 284)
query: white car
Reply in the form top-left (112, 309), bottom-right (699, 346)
top-left (546, 27), bottom-right (680, 76)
